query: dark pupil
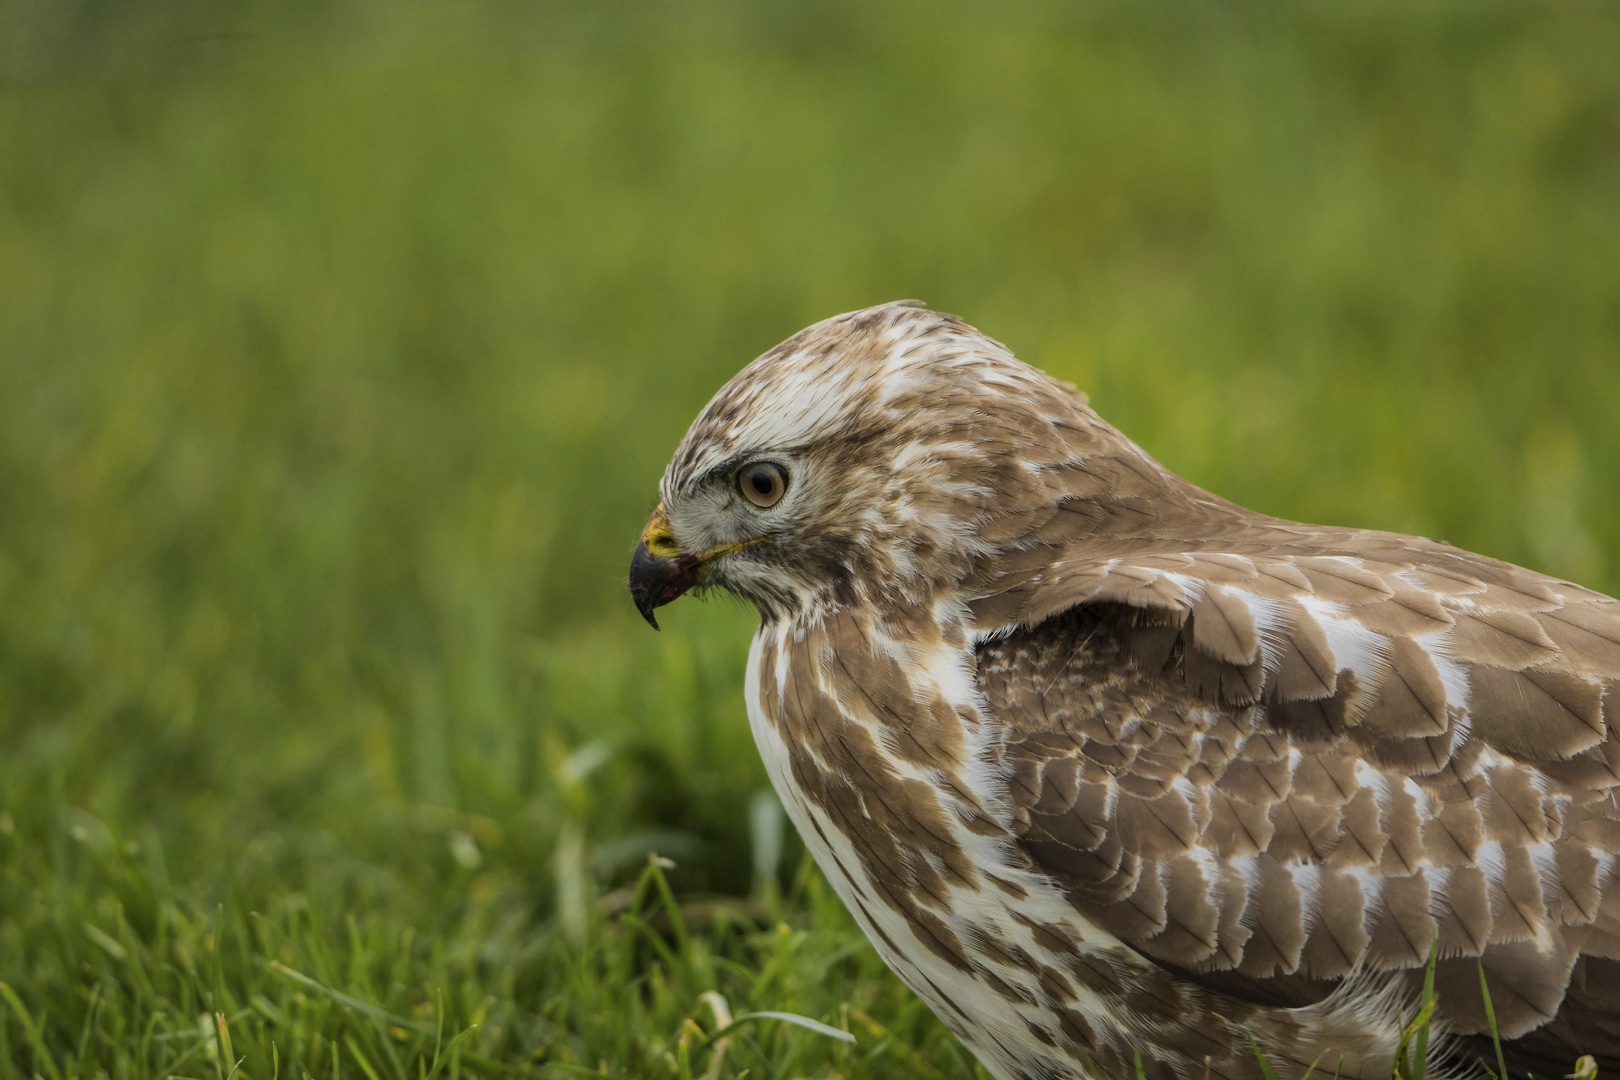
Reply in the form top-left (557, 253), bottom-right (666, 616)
top-left (750, 470), bottom-right (775, 496)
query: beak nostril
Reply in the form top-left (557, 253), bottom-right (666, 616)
top-left (644, 526), bottom-right (681, 560)
top-left (640, 503), bottom-right (682, 559)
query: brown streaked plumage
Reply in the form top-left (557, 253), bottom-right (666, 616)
top-left (628, 302), bottom-right (1620, 1080)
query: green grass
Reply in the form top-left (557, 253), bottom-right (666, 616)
top-left (2, 2), bottom-right (1619, 1077)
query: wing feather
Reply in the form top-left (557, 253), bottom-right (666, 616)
top-left (974, 524), bottom-right (1620, 1046)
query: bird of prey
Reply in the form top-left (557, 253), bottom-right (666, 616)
top-left (627, 302), bottom-right (1620, 1080)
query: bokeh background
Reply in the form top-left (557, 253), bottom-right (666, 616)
top-left (2, 2), bottom-right (1618, 1077)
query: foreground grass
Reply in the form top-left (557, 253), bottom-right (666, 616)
top-left (0, 818), bottom-right (982, 1080)
top-left (3, 1), bottom-right (1620, 1077)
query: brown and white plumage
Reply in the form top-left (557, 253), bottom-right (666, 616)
top-left (628, 302), bottom-right (1620, 1080)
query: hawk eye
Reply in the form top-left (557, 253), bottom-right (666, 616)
top-left (737, 462), bottom-right (787, 509)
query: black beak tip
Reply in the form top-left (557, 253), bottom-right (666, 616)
top-left (627, 576), bottom-right (662, 630)
top-left (629, 539), bottom-right (680, 630)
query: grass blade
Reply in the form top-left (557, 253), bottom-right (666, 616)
top-left (268, 962), bottom-right (431, 1034)
top-left (1412, 937), bottom-right (1438, 1080)
top-left (0, 981), bottom-right (65, 1080)
top-left (1393, 940), bottom-right (1440, 1080)
top-left (1246, 1034), bottom-right (1282, 1080)
top-left (704, 1010), bottom-right (855, 1046)
top-left (1477, 962), bottom-right (1511, 1080)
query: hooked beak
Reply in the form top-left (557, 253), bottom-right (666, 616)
top-left (628, 505), bottom-right (697, 630)
top-left (627, 504), bottom-right (764, 629)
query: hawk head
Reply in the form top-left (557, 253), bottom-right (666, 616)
top-left (628, 301), bottom-right (1174, 627)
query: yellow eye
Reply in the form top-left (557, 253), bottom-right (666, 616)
top-left (737, 462), bottom-right (788, 508)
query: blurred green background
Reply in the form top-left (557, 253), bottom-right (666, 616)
top-left (2, 2), bottom-right (1618, 1077)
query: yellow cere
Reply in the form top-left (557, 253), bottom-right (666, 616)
top-left (641, 505), bottom-right (683, 559)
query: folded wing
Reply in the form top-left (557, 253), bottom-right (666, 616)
top-left (973, 531), bottom-right (1620, 1066)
